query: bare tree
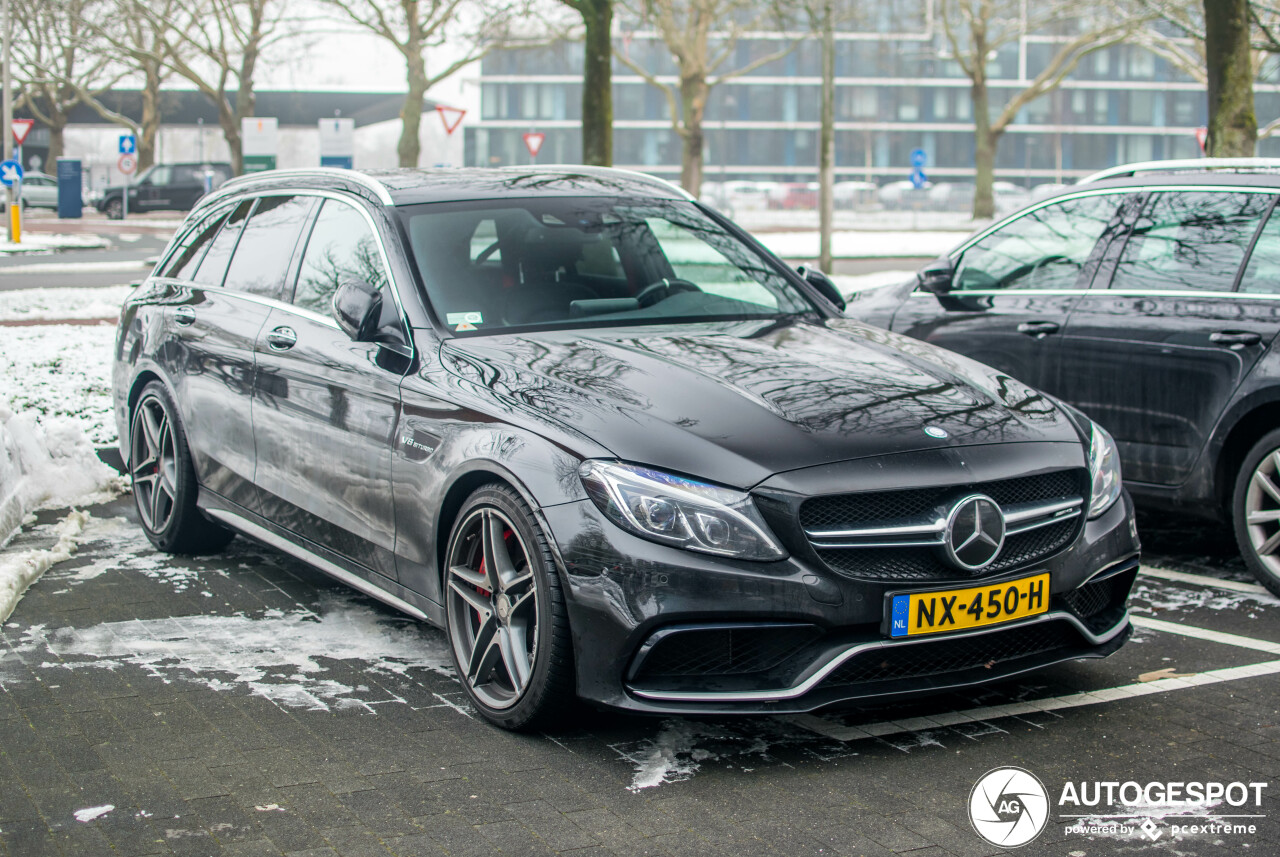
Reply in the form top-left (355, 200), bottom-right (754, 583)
top-left (11, 0), bottom-right (120, 162)
top-left (939, 0), bottom-right (1141, 218)
top-left (558, 0), bottom-right (614, 166)
top-left (614, 0), bottom-right (798, 194)
top-left (321, 0), bottom-right (541, 168)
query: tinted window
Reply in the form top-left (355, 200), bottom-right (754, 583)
top-left (222, 196), bottom-right (315, 299)
top-left (954, 193), bottom-right (1119, 291)
top-left (192, 199), bottom-right (252, 288)
top-left (163, 205), bottom-right (232, 279)
top-left (148, 166), bottom-right (172, 185)
top-left (293, 200), bottom-right (388, 315)
top-left (1236, 199), bottom-right (1280, 295)
top-left (1109, 191), bottom-right (1270, 293)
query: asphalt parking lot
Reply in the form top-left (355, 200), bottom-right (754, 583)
top-left (1, 496), bottom-right (1277, 857)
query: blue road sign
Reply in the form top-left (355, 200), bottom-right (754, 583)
top-left (119, 135), bottom-right (136, 155)
top-left (910, 148), bottom-right (927, 168)
top-left (0, 160), bottom-right (22, 186)
top-left (909, 168), bottom-right (928, 189)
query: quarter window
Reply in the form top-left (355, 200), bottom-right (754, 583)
top-left (1109, 191), bottom-right (1270, 293)
top-left (953, 194), bottom-right (1119, 292)
top-left (163, 206), bottom-right (232, 280)
top-left (1234, 200), bottom-right (1280, 295)
top-left (191, 199), bottom-right (253, 288)
top-left (222, 195), bottom-right (315, 299)
top-left (293, 200), bottom-right (388, 315)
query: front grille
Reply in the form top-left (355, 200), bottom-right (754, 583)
top-left (823, 621), bottom-right (1082, 687)
top-left (633, 625), bottom-right (821, 681)
top-left (801, 470), bottom-right (1087, 582)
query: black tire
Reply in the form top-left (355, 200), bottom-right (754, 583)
top-left (129, 381), bottom-right (233, 554)
top-left (105, 197), bottom-right (123, 219)
top-left (443, 484), bottom-right (576, 730)
top-left (1232, 427), bottom-right (1280, 598)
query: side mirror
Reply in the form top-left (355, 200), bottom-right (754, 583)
top-left (333, 279), bottom-right (383, 342)
top-left (796, 265), bottom-right (846, 312)
top-left (917, 256), bottom-right (955, 294)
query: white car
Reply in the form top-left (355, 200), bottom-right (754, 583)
top-left (19, 172), bottom-right (59, 210)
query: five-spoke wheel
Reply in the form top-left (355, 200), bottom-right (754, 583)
top-left (1233, 429), bottom-right (1280, 598)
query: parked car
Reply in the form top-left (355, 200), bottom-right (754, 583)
top-left (847, 158), bottom-right (1280, 596)
top-left (113, 166), bottom-right (1139, 730)
top-left (96, 161), bottom-right (233, 219)
top-left (18, 171), bottom-right (59, 210)
top-left (878, 179), bottom-right (932, 209)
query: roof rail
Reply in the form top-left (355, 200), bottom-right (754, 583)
top-left (508, 164), bottom-right (696, 201)
top-left (216, 167), bottom-right (394, 204)
top-left (1078, 158), bottom-right (1280, 184)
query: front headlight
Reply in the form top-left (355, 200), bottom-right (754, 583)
top-left (579, 460), bottom-right (787, 561)
top-left (1087, 421), bottom-right (1122, 518)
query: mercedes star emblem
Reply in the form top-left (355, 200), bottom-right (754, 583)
top-left (944, 494), bottom-right (1006, 570)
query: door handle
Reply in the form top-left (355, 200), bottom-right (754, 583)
top-left (266, 326), bottom-right (297, 351)
top-left (173, 306), bottom-right (195, 326)
top-left (1016, 320), bottom-right (1060, 338)
top-left (1210, 331), bottom-right (1262, 349)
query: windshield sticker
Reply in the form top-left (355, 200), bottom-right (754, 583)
top-left (455, 322), bottom-right (477, 332)
top-left (447, 311), bottom-right (483, 325)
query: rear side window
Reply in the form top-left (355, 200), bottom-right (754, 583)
top-left (222, 195), bottom-right (316, 299)
top-left (293, 199), bottom-right (388, 315)
top-left (163, 206), bottom-right (231, 280)
top-left (1109, 191), bottom-right (1270, 293)
top-left (954, 193), bottom-right (1119, 292)
top-left (192, 199), bottom-right (253, 288)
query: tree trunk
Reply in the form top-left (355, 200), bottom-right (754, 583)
top-left (580, 0), bottom-right (612, 166)
top-left (679, 75), bottom-right (707, 194)
top-left (400, 48), bottom-right (427, 167)
top-left (1204, 0), bottom-right (1256, 157)
top-left (972, 78), bottom-right (996, 220)
top-left (218, 96), bottom-right (243, 174)
top-left (138, 63), bottom-right (161, 171)
top-left (818, 0), bottom-right (835, 273)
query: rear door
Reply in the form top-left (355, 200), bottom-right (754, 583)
top-left (1053, 189), bottom-right (1279, 487)
top-left (252, 196), bottom-right (409, 581)
top-left (890, 191), bottom-right (1123, 389)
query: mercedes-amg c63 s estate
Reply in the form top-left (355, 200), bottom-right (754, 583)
top-left (112, 167), bottom-right (1140, 730)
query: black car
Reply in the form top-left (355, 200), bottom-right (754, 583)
top-left (849, 160), bottom-right (1280, 597)
top-left (96, 162), bottom-right (233, 219)
top-left (112, 166), bottom-right (1139, 730)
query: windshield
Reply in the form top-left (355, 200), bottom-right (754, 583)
top-left (398, 197), bottom-right (815, 335)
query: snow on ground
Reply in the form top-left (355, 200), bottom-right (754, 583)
top-left (0, 322), bottom-right (118, 445)
top-left (0, 285), bottom-right (132, 321)
top-left (758, 230), bottom-right (966, 260)
top-left (0, 510), bottom-right (92, 622)
top-left (0, 232), bottom-right (110, 254)
top-left (832, 269), bottom-right (915, 297)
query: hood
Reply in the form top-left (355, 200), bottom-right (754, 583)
top-left (440, 318), bottom-right (1083, 489)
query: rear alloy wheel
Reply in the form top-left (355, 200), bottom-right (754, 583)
top-left (130, 382), bottom-right (233, 554)
top-left (444, 485), bottom-right (574, 729)
top-left (1233, 428), bottom-right (1280, 598)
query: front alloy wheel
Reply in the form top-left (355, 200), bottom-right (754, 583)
top-left (443, 485), bottom-right (574, 729)
top-left (1234, 429), bottom-right (1280, 598)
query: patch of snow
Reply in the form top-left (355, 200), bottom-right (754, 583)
top-left (1129, 580), bottom-right (1279, 614)
top-left (74, 804), bottom-right (114, 822)
top-left (34, 597), bottom-right (454, 713)
top-left (0, 510), bottom-right (93, 622)
top-left (0, 285), bottom-right (132, 321)
top-left (832, 269), bottom-right (916, 297)
top-left (0, 323), bottom-right (118, 446)
top-left (0, 233), bottom-right (109, 255)
top-left (0, 260), bottom-right (149, 276)
top-left (759, 230), bottom-right (966, 260)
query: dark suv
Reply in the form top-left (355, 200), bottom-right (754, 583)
top-left (97, 162), bottom-right (232, 219)
top-left (849, 159), bottom-right (1280, 596)
top-left (112, 167), bottom-right (1139, 730)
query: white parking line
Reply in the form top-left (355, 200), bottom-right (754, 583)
top-left (790, 617), bottom-right (1280, 743)
top-left (1139, 565), bottom-right (1274, 597)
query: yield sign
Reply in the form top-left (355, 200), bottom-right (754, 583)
top-left (523, 131), bottom-right (545, 158)
top-left (11, 119), bottom-right (33, 145)
top-left (436, 105), bottom-right (466, 136)
top-left (1195, 126), bottom-right (1209, 153)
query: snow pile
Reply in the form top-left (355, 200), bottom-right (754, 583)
top-left (0, 233), bottom-right (110, 254)
top-left (0, 509), bottom-right (91, 621)
top-left (0, 323), bottom-right (117, 445)
top-left (0, 285), bottom-right (132, 322)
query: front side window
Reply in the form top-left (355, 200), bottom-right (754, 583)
top-left (147, 166), bottom-right (172, 186)
top-left (953, 193), bottom-right (1120, 292)
top-left (399, 197), bottom-right (814, 334)
top-left (222, 195), bottom-right (315, 299)
top-left (293, 199), bottom-right (388, 315)
top-left (1109, 191), bottom-right (1271, 293)
top-left (162, 205), bottom-right (232, 280)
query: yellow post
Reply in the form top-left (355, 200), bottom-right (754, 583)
top-left (8, 203), bottom-right (17, 243)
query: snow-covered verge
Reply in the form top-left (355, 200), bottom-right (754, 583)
top-left (0, 232), bottom-right (110, 255)
top-left (0, 322), bottom-right (117, 445)
top-left (759, 230), bottom-right (966, 260)
top-left (0, 285), bottom-right (132, 322)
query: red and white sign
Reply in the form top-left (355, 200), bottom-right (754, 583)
top-left (523, 131), bottom-right (546, 158)
top-left (1195, 126), bottom-right (1209, 153)
top-left (11, 119), bottom-right (33, 145)
top-left (436, 105), bottom-right (466, 136)
top-left (118, 154), bottom-right (137, 175)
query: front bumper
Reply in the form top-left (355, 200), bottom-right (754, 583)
top-left (545, 481), bottom-right (1139, 715)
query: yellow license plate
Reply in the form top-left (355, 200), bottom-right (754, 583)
top-left (887, 573), bottom-right (1049, 638)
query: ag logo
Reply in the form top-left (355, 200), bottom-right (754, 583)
top-left (968, 767), bottom-right (1049, 848)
